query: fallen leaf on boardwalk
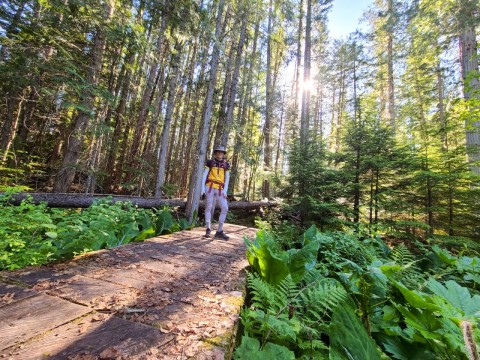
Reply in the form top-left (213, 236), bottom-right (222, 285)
top-left (0, 292), bottom-right (15, 304)
top-left (99, 347), bottom-right (121, 359)
top-left (78, 322), bottom-right (89, 334)
top-left (91, 313), bottom-right (108, 322)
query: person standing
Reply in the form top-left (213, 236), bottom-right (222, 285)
top-left (202, 145), bottom-right (230, 240)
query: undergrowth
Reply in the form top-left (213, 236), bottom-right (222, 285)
top-left (235, 224), bottom-right (480, 359)
top-left (0, 188), bottom-right (192, 270)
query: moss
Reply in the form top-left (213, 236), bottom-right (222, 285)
top-left (202, 330), bottom-right (234, 349)
top-left (223, 294), bottom-right (244, 307)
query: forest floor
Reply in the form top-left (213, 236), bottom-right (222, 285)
top-left (0, 224), bottom-right (256, 359)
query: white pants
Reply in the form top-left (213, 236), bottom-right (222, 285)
top-left (205, 190), bottom-right (228, 226)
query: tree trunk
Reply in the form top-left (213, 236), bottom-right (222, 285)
top-left (54, 5), bottom-right (112, 192)
top-left (219, 9), bottom-right (248, 147)
top-left (103, 47), bottom-right (137, 190)
top-left (300, 0), bottom-right (312, 146)
top-left (460, 27), bottom-right (480, 174)
top-left (2, 192), bottom-right (276, 210)
top-left (291, 0), bottom-right (304, 138)
top-left (169, 44), bottom-right (198, 190)
top-left (185, 0), bottom-right (226, 221)
top-left (263, 0), bottom-right (274, 200)
top-left (213, 31), bottom-right (236, 147)
top-left (155, 43), bottom-right (182, 197)
top-left (229, 14), bottom-right (260, 195)
top-left (180, 38), bottom-right (209, 195)
top-left (0, 93), bottom-right (24, 161)
top-left (275, 86), bottom-right (287, 174)
top-left (386, 0), bottom-right (395, 132)
top-left (128, 16), bottom-right (168, 172)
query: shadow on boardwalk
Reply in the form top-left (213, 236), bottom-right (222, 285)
top-left (0, 224), bottom-right (256, 359)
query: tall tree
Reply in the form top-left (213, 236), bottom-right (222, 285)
top-left (53, 2), bottom-right (114, 193)
top-left (155, 41), bottom-right (182, 197)
top-left (300, 0), bottom-right (312, 146)
top-left (185, 0), bottom-right (226, 221)
top-left (263, 0), bottom-right (274, 200)
top-left (458, 1), bottom-right (480, 174)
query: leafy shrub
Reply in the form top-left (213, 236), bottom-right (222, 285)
top-left (0, 191), bottom-right (192, 270)
top-left (236, 225), bottom-right (480, 359)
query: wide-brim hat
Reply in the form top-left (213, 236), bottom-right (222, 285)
top-left (213, 145), bottom-right (227, 154)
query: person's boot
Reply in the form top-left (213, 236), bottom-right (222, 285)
top-left (205, 228), bottom-right (211, 238)
top-left (214, 230), bottom-right (229, 240)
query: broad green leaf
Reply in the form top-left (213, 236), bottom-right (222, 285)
top-left (45, 232), bottom-right (57, 239)
top-left (383, 274), bottom-right (438, 311)
top-left (301, 224), bottom-right (318, 245)
top-left (427, 279), bottom-right (480, 316)
top-left (287, 239), bottom-right (319, 283)
top-left (155, 208), bottom-right (174, 235)
top-left (329, 305), bottom-right (384, 360)
top-left (234, 336), bottom-right (295, 360)
top-left (134, 226), bottom-right (155, 241)
top-left (378, 335), bottom-right (436, 360)
top-left (246, 231), bottom-right (289, 285)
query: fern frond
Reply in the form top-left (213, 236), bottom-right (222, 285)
top-left (390, 244), bottom-right (415, 266)
top-left (276, 275), bottom-right (299, 305)
top-left (247, 272), bottom-right (277, 313)
top-left (389, 245), bottom-right (424, 288)
top-left (297, 278), bottom-right (348, 324)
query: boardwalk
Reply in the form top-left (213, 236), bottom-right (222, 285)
top-left (0, 224), bottom-right (256, 359)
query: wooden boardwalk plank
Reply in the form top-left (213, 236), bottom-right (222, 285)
top-left (0, 282), bottom-right (36, 308)
top-left (1, 313), bottom-right (175, 359)
top-left (0, 293), bottom-right (92, 350)
top-left (0, 224), bottom-right (256, 359)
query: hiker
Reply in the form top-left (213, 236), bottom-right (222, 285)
top-left (202, 145), bottom-right (230, 240)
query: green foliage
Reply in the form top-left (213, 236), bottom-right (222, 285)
top-left (234, 336), bottom-right (295, 360)
top-left (329, 305), bottom-right (384, 360)
top-left (279, 139), bottom-right (348, 230)
top-left (237, 224), bottom-right (480, 359)
top-left (0, 194), bottom-right (190, 270)
top-left (245, 226), bottom-right (320, 285)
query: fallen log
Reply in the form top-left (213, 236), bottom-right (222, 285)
top-left (1, 192), bottom-right (276, 210)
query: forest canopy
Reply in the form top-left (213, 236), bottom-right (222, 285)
top-left (0, 0), bottom-right (479, 238)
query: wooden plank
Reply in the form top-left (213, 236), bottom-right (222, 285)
top-left (1, 313), bottom-right (175, 359)
top-left (0, 225), bottom-right (256, 358)
top-left (46, 275), bottom-right (138, 310)
top-left (0, 294), bottom-right (92, 351)
top-left (1, 267), bottom-right (75, 287)
top-left (0, 282), bottom-right (36, 307)
top-left (92, 268), bottom-right (161, 290)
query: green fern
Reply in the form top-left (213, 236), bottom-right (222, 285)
top-left (389, 245), bottom-right (424, 288)
top-left (277, 275), bottom-right (299, 305)
top-left (247, 272), bottom-right (279, 313)
top-left (298, 278), bottom-right (349, 323)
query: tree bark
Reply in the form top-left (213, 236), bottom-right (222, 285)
top-left (3, 192), bottom-right (276, 210)
top-left (54, 4), bottom-right (113, 192)
top-left (229, 13), bottom-right (260, 195)
top-left (300, 0), bottom-right (312, 146)
top-left (127, 16), bottom-right (168, 173)
top-left (460, 27), bottom-right (480, 174)
top-left (263, 0), bottom-right (274, 200)
top-left (219, 8), bottom-right (248, 146)
top-left (155, 43), bottom-right (182, 197)
top-left (386, 0), bottom-right (396, 132)
top-left (185, 0), bottom-right (226, 221)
